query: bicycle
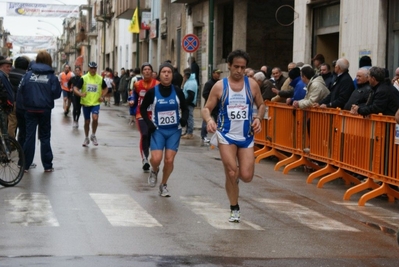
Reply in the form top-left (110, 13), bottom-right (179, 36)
top-left (0, 106), bottom-right (25, 187)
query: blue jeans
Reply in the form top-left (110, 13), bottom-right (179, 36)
top-left (24, 110), bottom-right (53, 170)
top-left (187, 105), bottom-right (194, 134)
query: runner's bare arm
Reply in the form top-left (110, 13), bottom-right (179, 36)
top-left (249, 78), bottom-right (265, 133)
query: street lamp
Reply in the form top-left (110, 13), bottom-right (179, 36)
top-left (37, 27), bottom-right (56, 36)
top-left (38, 20), bottom-right (62, 35)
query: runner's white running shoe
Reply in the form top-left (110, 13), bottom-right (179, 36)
top-left (90, 135), bottom-right (98, 146)
top-left (82, 137), bottom-right (90, 147)
top-left (148, 169), bottom-right (158, 187)
top-left (159, 184), bottom-right (170, 197)
top-left (229, 210), bottom-right (240, 223)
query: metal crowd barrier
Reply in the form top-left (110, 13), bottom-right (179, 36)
top-left (254, 101), bottom-right (399, 206)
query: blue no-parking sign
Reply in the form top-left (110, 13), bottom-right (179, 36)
top-left (182, 34), bottom-right (200, 53)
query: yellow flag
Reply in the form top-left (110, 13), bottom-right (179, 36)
top-left (128, 8), bottom-right (140, 33)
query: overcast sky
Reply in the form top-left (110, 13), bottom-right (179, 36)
top-left (0, 0), bottom-right (87, 37)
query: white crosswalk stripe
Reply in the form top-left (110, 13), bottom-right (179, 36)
top-left (332, 201), bottom-right (399, 228)
top-left (180, 196), bottom-right (264, 230)
top-left (2, 193), bottom-right (381, 232)
top-left (254, 198), bottom-right (360, 232)
top-left (90, 193), bottom-right (162, 227)
top-left (5, 193), bottom-right (59, 226)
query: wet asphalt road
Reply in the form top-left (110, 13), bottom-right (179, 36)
top-left (0, 99), bottom-right (398, 266)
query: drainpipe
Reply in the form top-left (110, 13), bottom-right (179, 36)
top-left (136, 0), bottom-right (140, 67)
top-left (102, 0), bottom-right (106, 69)
top-left (208, 0), bottom-right (214, 79)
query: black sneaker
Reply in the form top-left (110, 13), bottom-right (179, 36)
top-left (142, 158), bottom-right (150, 172)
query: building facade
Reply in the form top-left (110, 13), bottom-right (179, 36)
top-left (56, 0), bottom-right (399, 95)
top-left (294, 0), bottom-right (399, 77)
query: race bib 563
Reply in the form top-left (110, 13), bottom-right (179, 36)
top-left (227, 104), bottom-right (249, 120)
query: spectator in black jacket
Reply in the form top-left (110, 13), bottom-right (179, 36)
top-left (9, 56), bottom-right (30, 139)
top-left (254, 71), bottom-right (275, 100)
top-left (344, 68), bottom-right (371, 110)
top-left (68, 66), bottom-right (82, 128)
top-left (172, 65), bottom-right (183, 89)
top-left (200, 69), bottom-right (222, 142)
top-left (113, 71), bottom-right (121, 106)
top-left (316, 58), bottom-right (354, 109)
top-left (320, 63), bottom-right (334, 90)
top-left (351, 66), bottom-right (399, 116)
top-left (118, 68), bottom-right (129, 104)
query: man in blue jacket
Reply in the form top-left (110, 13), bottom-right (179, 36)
top-left (19, 51), bottom-right (62, 173)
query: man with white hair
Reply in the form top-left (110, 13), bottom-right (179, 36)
top-left (343, 68), bottom-right (371, 110)
top-left (316, 58), bottom-right (354, 109)
top-left (253, 71), bottom-right (275, 100)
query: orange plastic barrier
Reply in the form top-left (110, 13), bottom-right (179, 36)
top-left (254, 103), bottom-right (399, 206)
top-left (255, 103), bottom-right (288, 163)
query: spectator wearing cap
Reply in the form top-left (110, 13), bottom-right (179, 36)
top-left (139, 62), bottom-right (189, 196)
top-left (201, 68), bottom-right (222, 142)
top-left (0, 57), bottom-right (15, 132)
top-left (312, 53), bottom-right (325, 75)
top-left (18, 50), bottom-right (62, 172)
top-left (10, 56), bottom-right (30, 142)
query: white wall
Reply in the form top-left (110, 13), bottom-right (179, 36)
top-left (293, 0), bottom-right (388, 77)
top-left (117, 19), bottom-right (133, 70)
top-left (340, 0), bottom-right (387, 75)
